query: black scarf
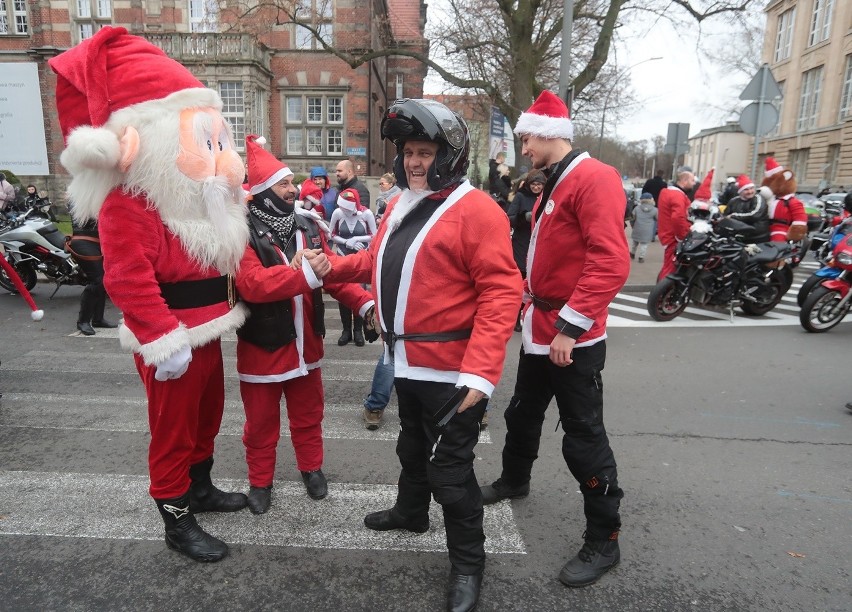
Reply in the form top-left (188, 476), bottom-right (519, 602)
top-left (250, 188), bottom-right (296, 247)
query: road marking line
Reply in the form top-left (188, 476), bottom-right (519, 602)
top-left (0, 471), bottom-right (524, 554)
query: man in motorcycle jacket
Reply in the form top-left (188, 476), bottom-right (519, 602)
top-left (722, 174), bottom-right (770, 243)
top-left (50, 28), bottom-right (250, 563)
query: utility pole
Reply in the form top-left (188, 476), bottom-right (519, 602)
top-left (558, 0), bottom-right (573, 105)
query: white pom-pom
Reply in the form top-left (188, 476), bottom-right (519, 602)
top-left (60, 126), bottom-right (121, 172)
top-left (255, 136), bottom-right (267, 145)
top-left (31, 309), bottom-right (44, 321)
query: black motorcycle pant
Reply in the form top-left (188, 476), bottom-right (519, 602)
top-left (500, 341), bottom-right (623, 540)
top-left (393, 377), bottom-right (487, 575)
top-left (69, 238), bottom-right (107, 323)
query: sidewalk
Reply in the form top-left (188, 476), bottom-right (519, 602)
top-left (623, 227), bottom-right (663, 292)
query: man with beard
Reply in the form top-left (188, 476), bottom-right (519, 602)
top-left (480, 91), bottom-right (630, 589)
top-left (335, 159), bottom-right (371, 210)
top-left (320, 98), bottom-right (521, 612)
top-left (49, 27), bottom-right (250, 563)
top-left (235, 135), bottom-right (374, 513)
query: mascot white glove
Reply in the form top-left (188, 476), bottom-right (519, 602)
top-left (154, 345), bottom-right (193, 381)
top-left (345, 238), bottom-right (362, 250)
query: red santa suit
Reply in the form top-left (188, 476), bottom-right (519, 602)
top-left (326, 181), bottom-right (522, 397)
top-left (236, 136), bottom-right (373, 488)
top-left (768, 194), bottom-right (808, 242)
top-left (522, 152), bottom-right (630, 351)
top-left (656, 185), bottom-right (692, 280)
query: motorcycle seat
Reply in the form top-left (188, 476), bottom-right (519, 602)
top-left (747, 242), bottom-right (791, 264)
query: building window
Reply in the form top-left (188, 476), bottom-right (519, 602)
top-left (395, 74), bottom-right (404, 100)
top-left (283, 93), bottom-right (345, 156)
top-left (789, 148), bottom-right (809, 181)
top-left (773, 8), bottom-right (795, 63)
top-left (293, 0), bottom-right (334, 50)
top-left (189, 0), bottom-right (218, 33)
top-left (840, 55), bottom-right (852, 121)
top-left (219, 82), bottom-right (245, 151)
top-left (807, 0), bottom-right (833, 47)
top-left (797, 66), bottom-right (823, 132)
top-left (768, 81), bottom-right (785, 137)
top-left (0, 0), bottom-right (28, 34)
top-left (826, 144), bottom-right (840, 183)
top-left (254, 89), bottom-right (266, 137)
top-left (74, 0), bottom-right (111, 41)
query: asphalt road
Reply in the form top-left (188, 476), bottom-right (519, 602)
top-left (0, 285), bottom-right (850, 612)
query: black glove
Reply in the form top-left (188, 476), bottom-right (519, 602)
top-left (363, 306), bottom-right (380, 343)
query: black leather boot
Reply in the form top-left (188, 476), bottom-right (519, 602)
top-left (364, 507), bottom-right (429, 533)
top-left (77, 288), bottom-right (97, 335)
top-left (189, 457), bottom-right (248, 512)
top-left (446, 572), bottom-right (483, 612)
top-left (337, 304), bottom-right (352, 345)
top-left (353, 316), bottom-right (365, 346)
top-left (480, 478), bottom-right (529, 505)
top-left (76, 321), bottom-right (96, 336)
top-left (155, 492), bottom-right (228, 562)
top-left (91, 290), bottom-right (117, 328)
top-left (301, 469), bottom-right (328, 500)
top-left (247, 485), bottom-right (272, 515)
top-left (558, 534), bottom-right (620, 587)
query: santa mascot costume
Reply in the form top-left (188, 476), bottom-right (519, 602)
top-left (761, 157), bottom-right (809, 242)
top-left (49, 27), bottom-right (250, 563)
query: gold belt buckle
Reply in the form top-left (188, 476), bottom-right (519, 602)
top-left (227, 274), bottom-right (237, 308)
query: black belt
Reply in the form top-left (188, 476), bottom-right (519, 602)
top-left (160, 275), bottom-right (236, 309)
top-left (384, 328), bottom-right (472, 354)
top-left (529, 292), bottom-right (565, 312)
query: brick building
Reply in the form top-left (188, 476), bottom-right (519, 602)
top-left (0, 0), bottom-right (428, 199)
top-left (758, 0), bottom-right (852, 192)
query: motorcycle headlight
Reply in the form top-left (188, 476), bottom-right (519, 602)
top-left (836, 252), bottom-right (852, 266)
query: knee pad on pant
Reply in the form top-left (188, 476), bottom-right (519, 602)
top-left (580, 471), bottom-right (623, 500)
top-left (428, 463), bottom-right (474, 506)
top-left (435, 472), bottom-right (481, 514)
top-left (503, 396), bottom-right (523, 427)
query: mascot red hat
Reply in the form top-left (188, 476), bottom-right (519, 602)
top-left (513, 90), bottom-right (574, 141)
top-left (693, 168), bottom-right (714, 201)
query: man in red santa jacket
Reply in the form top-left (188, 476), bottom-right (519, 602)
top-left (321, 98), bottom-right (521, 612)
top-left (49, 27), bottom-right (249, 563)
top-left (656, 166), bottom-right (696, 280)
top-left (480, 90), bottom-right (630, 589)
top-left (235, 135), bottom-right (374, 514)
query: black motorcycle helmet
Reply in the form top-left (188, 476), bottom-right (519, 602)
top-left (844, 192), bottom-right (852, 214)
top-left (381, 98), bottom-right (470, 191)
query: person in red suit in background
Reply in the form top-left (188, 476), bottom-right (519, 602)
top-left (761, 157), bottom-right (809, 242)
top-left (656, 166), bottom-right (696, 280)
top-left (49, 27), bottom-right (250, 563)
top-left (235, 135), bottom-right (374, 514)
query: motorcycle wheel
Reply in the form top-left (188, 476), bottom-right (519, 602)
top-left (647, 278), bottom-right (688, 321)
top-left (796, 273), bottom-right (823, 307)
top-left (740, 269), bottom-right (786, 316)
top-left (799, 286), bottom-right (851, 333)
top-left (778, 266), bottom-right (794, 295)
top-left (0, 260), bottom-right (37, 293)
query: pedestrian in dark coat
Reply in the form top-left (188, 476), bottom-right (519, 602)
top-left (642, 170), bottom-right (668, 203)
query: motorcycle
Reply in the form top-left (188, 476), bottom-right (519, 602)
top-left (798, 231), bottom-right (852, 333)
top-left (0, 208), bottom-right (88, 296)
top-left (796, 218), bottom-right (852, 306)
top-left (647, 203), bottom-right (792, 322)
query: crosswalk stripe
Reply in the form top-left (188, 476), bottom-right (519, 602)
top-left (0, 471), bottom-right (525, 554)
top-left (0, 392), bottom-right (491, 443)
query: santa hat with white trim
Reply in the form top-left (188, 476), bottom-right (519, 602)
top-left (693, 168), bottom-right (714, 201)
top-left (513, 90), bottom-right (574, 141)
top-left (737, 174), bottom-right (755, 193)
top-left (245, 134), bottom-right (293, 196)
top-left (764, 157), bottom-right (783, 178)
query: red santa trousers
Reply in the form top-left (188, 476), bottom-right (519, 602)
top-left (133, 340), bottom-right (225, 499)
top-left (239, 368), bottom-right (325, 487)
top-left (658, 242), bottom-right (678, 281)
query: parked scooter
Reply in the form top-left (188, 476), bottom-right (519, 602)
top-left (647, 203), bottom-right (791, 322)
top-left (799, 231), bottom-right (852, 333)
top-left (0, 208), bottom-right (88, 296)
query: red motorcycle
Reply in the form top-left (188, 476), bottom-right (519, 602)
top-left (799, 232), bottom-right (852, 333)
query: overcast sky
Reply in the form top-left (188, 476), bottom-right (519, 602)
top-left (423, 3), bottom-right (767, 145)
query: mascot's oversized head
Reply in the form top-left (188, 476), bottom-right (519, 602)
top-left (48, 27), bottom-right (248, 274)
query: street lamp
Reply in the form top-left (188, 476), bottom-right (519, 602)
top-left (597, 57), bottom-right (663, 159)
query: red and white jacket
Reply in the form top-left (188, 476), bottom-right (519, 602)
top-left (768, 194), bottom-right (808, 241)
top-left (326, 181), bottom-right (522, 397)
top-left (657, 185), bottom-right (692, 245)
top-left (98, 191), bottom-right (248, 366)
top-left (235, 221), bottom-right (373, 383)
top-left (523, 153), bottom-right (630, 353)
